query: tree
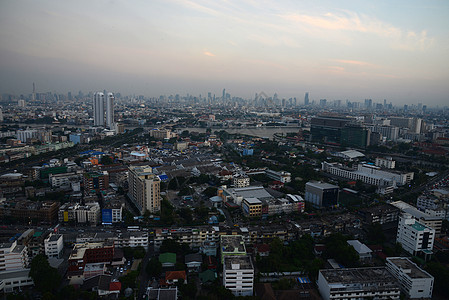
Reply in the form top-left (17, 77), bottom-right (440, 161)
top-left (146, 257), bottom-right (162, 278)
top-left (30, 254), bottom-right (61, 293)
top-left (202, 187), bottom-right (218, 198)
top-left (133, 246), bottom-right (146, 259)
top-left (366, 223), bottom-right (386, 245)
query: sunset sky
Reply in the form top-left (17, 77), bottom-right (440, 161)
top-left (1, 0), bottom-right (448, 105)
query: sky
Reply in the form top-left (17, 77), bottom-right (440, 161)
top-left (1, 0), bottom-right (448, 105)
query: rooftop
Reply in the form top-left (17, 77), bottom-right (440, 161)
top-left (224, 255), bottom-right (253, 270)
top-left (220, 235), bottom-right (246, 253)
top-left (387, 257), bottom-right (433, 279)
top-left (320, 267), bottom-right (398, 286)
top-left (306, 181), bottom-right (339, 190)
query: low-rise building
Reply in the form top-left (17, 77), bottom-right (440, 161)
top-left (305, 181), bottom-right (339, 208)
top-left (375, 157), bottom-right (396, 169)
top-left (242, 198), bottom-right (262, 218)
top-left (265, 169), bottom-right (291, 183)
top-left (386, 257), bottom-right (434, 299)
top-left (44, 234), bottom-right (63, 259)
top-left (317, 267), bottom-right (400, 300)
top-left (347, 240), bottom-right (372, 261)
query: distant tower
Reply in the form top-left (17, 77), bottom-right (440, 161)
top-left (304, 92), bottom-right (309, 105)
top-left (222, 89), bottom-right (226, 101)
top-left (93, 92), bottom-right (105, 126)
top-left (106, 92), bottom-right (115, 129)
top-left (32, 82), bottom-right (36, 101)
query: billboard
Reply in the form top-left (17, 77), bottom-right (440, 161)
top-left (102, 209), bottom-right (113, 225)
top-left (63, 211), bottom-right (68, 222)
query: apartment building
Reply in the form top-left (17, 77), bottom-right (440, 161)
top-left (396, 213), bottom-right (435, 257)
top-left (44, 234), bottom-right (63, 259)
top-left (386, 257), bottom-right (434, 299)
top-left (128, 165), bottom-right (161, 214)
top-left (317, 267), bottom-right (400, 300)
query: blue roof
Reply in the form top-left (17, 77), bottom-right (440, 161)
top-left (80, 150), bottom-right (94, 155)
top-left (158, 175), bottom-right (169, 181)
top-left (91, 151), bottom-right (105, 155)
top-left (297, 277), bottom-right (311, 284)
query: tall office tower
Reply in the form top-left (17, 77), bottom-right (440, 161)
top-left (93, 92), bottom-right (105, 126)
top-left (304, 92), bottom-right (309, 105)
top-left (222, 89), bottom-right (226, 101)
top-left (106, 92), bottom-right (114, 129)
top-left (32, 82), bottom-right (36, 101)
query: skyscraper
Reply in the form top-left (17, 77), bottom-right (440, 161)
top-left (222, 89), bottom-right (226, 101)
top-left (106, 92), bottom-right (114, 129)
top-left (32, 82), bottom-right (36, 101)
top-left (304, 92), bottom-right (309, 105)
top-left (93, 92), bottom-right (105, 126)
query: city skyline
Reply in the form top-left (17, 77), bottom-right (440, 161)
top-left (1, 0), bottom-right (448, 105)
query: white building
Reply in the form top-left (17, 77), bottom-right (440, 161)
top-left (106, 92), bottom-right (114, 129)
top-left (265, 169), bottom-right (291, 183)
top-left (391, 201), bottom-right (442, 235)
top-left (223, 255), bottom-right (254, 297)
top-left (233, 174), bottom-right (250, 188)
top-left (386, 257), bottom-right (434, 299)
top-left (396, 213), bottom-right (435, 256)
top-left (317, 267), bottom-right (400, 300)
top-left (128, 165), bottom-right (161, 214)
top-left (93, 92), bottom-right (105, 127)
top-left (347, 240), bottom-right (372, 261)
top-left (49, 172), bottom-right (81, 189)
top-left (0, 241), bottom-right (33, 293)
top-left (16, 129), bottom-right (37, 143)
top-left (322, 162), bottom-right (413, 194)
top-left (44, 234), bottom-right (63, 259)
top-left (375, 157), bottom-right (396, 169)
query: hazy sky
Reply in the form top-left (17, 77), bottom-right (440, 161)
top-left (1, 0), bottom-right (448, 105)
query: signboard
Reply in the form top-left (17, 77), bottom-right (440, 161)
top-left (102, 209), bottom-right (112, 225)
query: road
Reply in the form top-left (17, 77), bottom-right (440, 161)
top-left (136, 244), bottom-right (154, 299)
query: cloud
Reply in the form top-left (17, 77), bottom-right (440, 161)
top-left (334, 59), bottom-right (377, 67)
top-left (278, 10), bottom-right (433, 51)
top-left (203, 51), bottom-right (215, 57)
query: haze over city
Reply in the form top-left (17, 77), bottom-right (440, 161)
top-left (1, 0), bottom-right (449, 105)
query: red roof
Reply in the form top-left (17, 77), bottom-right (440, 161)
top-left (166, 271), bottom-right (186, 281)
top-left (256, 244), bottom-right (270, 253)
top-left (109, 281), bottom-right (121, 291)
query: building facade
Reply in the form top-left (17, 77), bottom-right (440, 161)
top-left (317, 267), bottom-right (400, 300)
top-left (386, 257), bottom-right (434, 299)
top-left (305, 181), bottom-right (339, 208)
top-left (396, 213), bottom-right (435, 256)
top-left (128, 165), bottom-right (161, 214)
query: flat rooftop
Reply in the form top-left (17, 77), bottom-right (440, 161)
top-left (320, 267), bottom-right (398, 285)
top-left (224, 255), bottom-right (253, 270)
top-left (387, 258), bottom-right (433, 279)
top-left (220, 235), bottom-right (246, 253)
top-left (306, 181), bottom-right (338, 190)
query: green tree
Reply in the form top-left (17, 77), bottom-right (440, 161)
top-left (202, 187), bottom-right (218, 198)
top-left (146, 257), bottom-right (162, 278)
top-left (133, 246), bottom-right (146, 259)
top-left (30, 254), bottom-right (61, 293)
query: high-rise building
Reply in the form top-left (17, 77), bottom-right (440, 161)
top-left (93, 92), bottom-right (105, 126)
top-left (106, 92), bottom-right (114, 129)
top-left (128, 165), bottom-right (161, 215)
top-left (304, 92), bottom-right (309, 105)
top-left (222, 89), bottom-right (226, 101)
